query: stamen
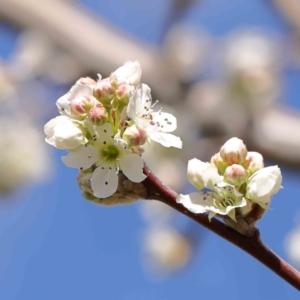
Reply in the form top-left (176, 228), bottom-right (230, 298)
top-left (151, 100), bottom-right (159, 108)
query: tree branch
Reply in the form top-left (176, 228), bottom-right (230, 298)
top-left (142, 163), bottom-right (300, 291)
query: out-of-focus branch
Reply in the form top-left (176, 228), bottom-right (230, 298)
top-left (267, 0), bottom-right (300, 31)
top-left (0, 0), bottom-right (180, 101)
top-left (142, 163), bottom-right (300, 291)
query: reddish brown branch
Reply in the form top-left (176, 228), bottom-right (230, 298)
top-left (142, 163), bottom-right (300, 291)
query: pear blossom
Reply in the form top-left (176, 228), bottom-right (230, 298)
top-left (187, 158), bottom-right (222, 190)
top-left (178, 158), bottom-right (246, 221)
top-left (110, 60), bottom-right (142, 87)
top-left (44, 60), bottom-right (183, 200)
top-left (61, 123), bottom-right (146, 198)
top-left (44, 115), bottom-right (86, 150)
top-left (127, 84), bottom-right (182, 148)
top-left (177, 183), bottom-right (247, 221)
top-left (246, 166), bottom-right (282, 207)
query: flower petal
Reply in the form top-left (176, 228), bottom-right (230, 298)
top-left (61, 145), bottom-right (98, 169)
top-left (127, 83), bottom-right (152, 119)
top-left (94, 123), bottom-right (114, 144)
top-left (188, 158), bottom-right (222, 190)
top-left (91, 166), bottom-right (118, 198)
top-left (150, 132), bottom-right (182, 148)
top-left (151, 112), bottom-right (177, 133)
top-left (56, 84), bottom-right (93, 116)
top-left (120, 154), bottom-right (147, 182)
top-left (176, 192), bottom-right (209, 214)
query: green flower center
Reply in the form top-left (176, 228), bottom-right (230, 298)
top-left (101, 144), bottom-right (120, 163)
top-left (214, 197), bottom-right (235, 209)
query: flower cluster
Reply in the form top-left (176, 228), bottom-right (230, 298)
top-left (44, 61), bottom-right (182, 200)
top-left (177, 137), bottom-right (282, 221)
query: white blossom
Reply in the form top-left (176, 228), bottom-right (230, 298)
top-left (110, 60), bottom-right (142, 87)
top-left (246, 166), bottom-right (282, 207)
top-left (187, 158), bottom-right (222, 190)
top-left (177, 182), bottom-right (246, 221)
top-left (44, 115), bottom-right (86, 150)
top-left (127, 83), bottom-right (182, 148)
top-left (61, 123), bottom-right (146, 198)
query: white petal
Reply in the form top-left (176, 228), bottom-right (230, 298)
top-left (127, 84), bottom-right (152, 119)
top-left (94, 123), bottom-right (114, 144)
top-left (61, 145), bottom-right (98, 169)
top-left (176, 192), bottom-right (209, 214)
top-left (56, 96), bottom-right (71, 116)
top-left (151, 112), bottom-right (177, 133)
top-left (56, 84), bottom-right (93, 116)
top-left (188, 158), bottom-right (222, 190)
top-left (150, 132), bottom-right (182, 148)
top-left (112, 60), bottom-right (142, 87)
top-left (91, 166), bottom-right (118, 198)
top-left (120, 154), bottom-right (147, 182)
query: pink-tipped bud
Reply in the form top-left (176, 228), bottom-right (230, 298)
top-left (93, 79), bottom-right (115, 106)
top-left (224, 164), bottom-right (248, 186)
top-left (116, 83), bottom-right (132, 108)
top-left (88, 104), bottom-right (108, 125)
top-left (210, 152), bottom-right (228, 175)
top-left (123, 124), bottom-right (147, 147)
top-left (220, 137), bottom-right (247, 165)
top-left (70, 96), bottom-right (94, 119)
top-left (76, 77), bottom-right (96, 86)
top-left (243, 151), bottom-right (264, 175)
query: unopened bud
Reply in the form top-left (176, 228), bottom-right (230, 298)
top-left (210, 152), bottom-right (228, 175)
top-left (220, 137), bottom-right (247, 165)
top-left (123, 124), bottom-right (147, 147)
top-left (115, 83), bottom-right (132, 108)
top-left (76, 77), bottom-right (96, 86)
top-left (224, 164), bottom-right (248, 186)
top-left (110, 60), bottom-right (142, 87)
top-left (70, 96), bottom-right (94, 119)
top-left (88, 104), bottom-right (108, 125)
top-left (243, 151), bottom-right (264, 174)
top-left (93, 79), bottom-right (115, 106)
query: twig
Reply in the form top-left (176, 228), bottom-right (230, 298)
top-left (142, 163), bottom-right (300, 291)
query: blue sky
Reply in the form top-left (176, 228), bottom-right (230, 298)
top-left (1, 0), bottom-right (300, 299)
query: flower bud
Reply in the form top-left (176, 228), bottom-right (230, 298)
top-left (224, 164), bottom-right (247, 186)
top-left (243, 151), bottom-right (264, 174)
top-left (123, 124), bottom-right (147, 147)
top-left (70, 96), bottom-right (94, 119)
top-left (220, 137), bottom-right (247, 165)
top-left (246, 166), bottom-right (282, 207)
top-left (110, 60), bottom-right (142, 87)
top-left (115, 83), bottom-right (132, 108)
top-left (187, 158), bottom-right (222, 190)
top-left (88, 104), bottom-right (108, 125)
top-left (210, 152), bottom-right (228, 175)
top-left (44, 116), bottom-right (86, 150)
top-left (93, 79), bottom-right (115, 106)
top-left (76, 77), bottom-right (96, 87)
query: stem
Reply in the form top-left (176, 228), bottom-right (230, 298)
top-left (142, 163), bottom-right (300, 291)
